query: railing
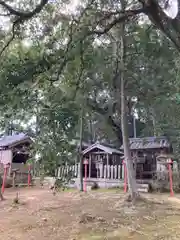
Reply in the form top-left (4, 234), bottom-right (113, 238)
top-left (56, 164), bottom-right (79, 178)
top-left (40, 162), bottom-right (179, 180)
top-left (96, 165), bottom-right (124, 179)
top-left (56, 164), bottom-right (124, 180)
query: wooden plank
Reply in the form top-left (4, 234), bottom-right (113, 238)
top-left (107, 165), bottom-right (110, 179)
top-left (72, 165), bottom-right (75, 177)
top-left (138, 188), bottom-right (148, 193)
top-left (118, 165), bottom-right (121, 179)
top-left (137, 184), bottom-right (149, 188)
top-left (111, 165), bottom-right (114, 179)
top-left (73, 165), bottom-right (75, 177)
top-left (173, 161), bottom-right (178, 171)
top-left (121, 164), bottom-right (124, 180)
top-left (104, 165), bottom-right (107, 178)
top-left (77, 163), bottom-right (80, 178)
top-left (114, 165), bottom-right (117, 179)
top-left (100, 164), bottom-right (103, 178)
top-left (69, 166), bottom-right (72, 176)
top-left (107, 154), bottom-right (109, 166)
top-left (57, 167), bottom-right (60, 178)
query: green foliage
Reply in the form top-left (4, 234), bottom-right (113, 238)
top-left (0, 0), bottom-right (180, 171)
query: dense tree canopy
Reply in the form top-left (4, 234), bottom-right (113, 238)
top-left (0, 0), bottom-right (179, 191)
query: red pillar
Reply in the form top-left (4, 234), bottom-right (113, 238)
top-left (83, 159), bottom-right (88, 192)
top-left (28, 164), bottom-right (31, 187)
top-left (168, 159), bottom-right (174, 197)
top-left (2, 164), bottom-right (8, 193)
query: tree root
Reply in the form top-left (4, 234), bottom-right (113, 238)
top-left (125, 192), bottom-right (141, 204)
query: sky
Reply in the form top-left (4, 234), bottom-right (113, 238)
top-left (65, 0), bottom-right (79, 13)
top-left (160, 0), bottom-right (178, 19)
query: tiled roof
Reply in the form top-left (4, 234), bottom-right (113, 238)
top-left (82, 142), bottom-right (123, 155)
top-left (0, 133), bottom-right (32, 148)
top-left (120, 136), bottom-right (170, 150)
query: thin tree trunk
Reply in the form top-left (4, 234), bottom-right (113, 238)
top-left (151, 107), bottom-right (158, 136)
top-left (120, 1), bottom-right (138, 201)
top-left (88, 113), bottom-right (94, 143)
top-left (79, 107), bottom-right (84, 191)
top-left (0, 175), bottom-right (4, 200)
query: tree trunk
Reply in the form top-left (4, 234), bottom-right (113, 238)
top-left (88, 113), bottom-right (94, 143)
top-left (120, 1), bottom-right (138, 201)
top-left (0, 175), bottom-right (4, 200)
top-left (151, 107), bottom-right (158, 136)
top-left (79, 107), bottom-right (84, 191)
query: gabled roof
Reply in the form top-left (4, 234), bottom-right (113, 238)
top-left (0, 133), bottom-right (32, 148)
top-left (120, 136), bottom-right (170, 150)
top-left (82, 142), bottom-right (123, 155)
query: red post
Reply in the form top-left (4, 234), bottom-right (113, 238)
top-left (28, 164), bottom-right (31, 187)
top-left (168, 159), bottom-right (174, 197)
top-left (83, 159), bottom-right (88, 192)
top-left (123, 160), bottom-right (127, 193)
top-left (2, 164), bottom-right (8, 193)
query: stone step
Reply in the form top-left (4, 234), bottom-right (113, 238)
top-left (137, 183), bottom-right (150, 193)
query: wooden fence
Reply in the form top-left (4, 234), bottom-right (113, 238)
top-left (56, 164), bottom-right (124, 180)
top-left (56, 164), bottom-right (79, 178)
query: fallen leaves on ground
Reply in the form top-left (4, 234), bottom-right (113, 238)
top-left (0, 188), bottom-right (180, 239)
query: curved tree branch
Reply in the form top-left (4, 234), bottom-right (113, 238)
top-left (87, 99), bottom-right (122, 144)
top-left (0, 0), bottom-right (48, 55)
top-left (91, 7), bottom-right (147, 35)
top-left (139, 0), bottom-right (180, 51)
top-left (0, 20), bottom-right (17, 56)
top-left (0, 0), bottom-right (48, 20)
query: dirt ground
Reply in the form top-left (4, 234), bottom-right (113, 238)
top-left (0, 188), bottom-right (180, 240)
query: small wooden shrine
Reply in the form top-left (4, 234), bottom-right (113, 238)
top-left (120, 136), bottom-right (173, 180)
top-left (0, 133), bottom-right (33, 183)
top-left (82, 142), bottom-right (123, 178)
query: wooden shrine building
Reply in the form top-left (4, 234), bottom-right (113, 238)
top-left (0, 133), bottom-right (33, 183)
top-left (82, 142), bottom-right (123, 178)
top-left (56, 136), bottom-right (175, 189)
top-left (120, 136), bottom-right (172, 180)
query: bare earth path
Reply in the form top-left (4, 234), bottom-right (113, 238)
top-left (0, 188), bottom-right (180, 239)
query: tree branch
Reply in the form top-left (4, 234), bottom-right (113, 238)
top-left (0, 0), bottom-right (48, 55)
top-left (0, 0), bottom-right (48, 21)
top-left (92, 7), bottom-right (147, 35)
top-left (87, 99), bottom-right (122, 143)
top-left (138, 0), bottom-right (180, 51)
top-left (0, 19), bottom-right (17, 56)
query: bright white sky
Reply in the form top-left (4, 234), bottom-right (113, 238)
top-left (159, 0), bottom-right (178, 19)
top-left (65, 0), bottom-right (79, 13)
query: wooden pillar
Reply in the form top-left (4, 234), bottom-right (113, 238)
top-left (89, 154), bottom-right (91, 178)
top-left (97, 154), bottom-right (100, 178)
top-left (121, 163), bottom-right (124, 179)
top-left (100, 163), bottom-right (103, 178)
top-left (104, 165), bottom-right (107, 179)
top-left (107, 154), bottom-right (109, 166)
top-left (106, 154), bottom-right (109, 179)
top-left (95, 155), bottom-right (98, 178)
top-left (77, 163), bottom-right (80, 178)
top-left (133, 151), bottom-right (137, 179)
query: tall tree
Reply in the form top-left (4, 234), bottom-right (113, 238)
top-left (120, 0), bottom-right (138, 200)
